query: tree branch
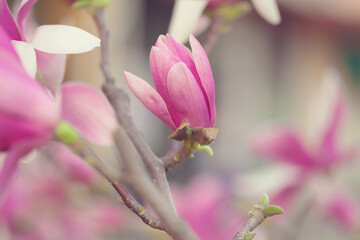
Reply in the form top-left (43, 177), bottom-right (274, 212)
top-left (113, 127), bottom-right (199, 240)
top-left (65, 138), bottom-right (165, 231)
top-left (232, 194), bottom-right (284, 240)
top-left (93, 8), bottom-right (114, 84)
top-left (93, 7), bottom-right (176, 212)
top-left (231, 204), bottom-right (266, 240)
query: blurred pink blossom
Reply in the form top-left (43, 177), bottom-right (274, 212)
top-left (0, 160), bottom-right (125, 240)
top-left (0, 26), bottom-right (117, 198)
top-left (172, 174), bottom-right (242, 240)
top-left (125, 34), bottom-right (216, 131)
top-left (251, 70), bottom-right (360, 229)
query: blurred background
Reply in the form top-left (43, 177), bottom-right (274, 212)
top-left (1, 0), bottom-right (360, 239)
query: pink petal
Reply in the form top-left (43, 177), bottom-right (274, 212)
top-left (0, 57), bottom-right (59, 127)
top-left (0, 0), bottom-right (21, 40)
top-left (0, 114), bottom-right (51, 151)
top-left (30, 25), bottom-right (100, 54)
top-left (16, 0), bottom-right (37, 39)
top-left (156, 35), bottom-right (211, 120)
top-left (36, 51), bottom-right (66, 95)
top-left (167, 62), bottom-right (210, 128)
top-left (0, 149), bottom-right (23, 201)
top-left (124, 71), bottom-right (176, 130)
top-left (0, 135), bottom-right (50, 200)
top-left (0, 27), bottom-right (60, 144)
top-left (164, 34), bottom-right (202, 83)
top-left (149, 46), bottom-right (182, 126)
top-left (60, 82), bottom-right (117, 145)
top-left (252, 127), bottom-right (317, 168)
top-left (0, 25), bottom-right (23, 66)
top-left (189, 34), bottom-right (216, 126)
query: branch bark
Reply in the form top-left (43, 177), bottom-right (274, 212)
top-left (65, 138), bottom-right (165, 231)
top-left (114, 127), bottom-right (199, 240)
top-left (232, 203), bottom-right (267, 240)
top-left (93, 7), bottom-right (176, 212)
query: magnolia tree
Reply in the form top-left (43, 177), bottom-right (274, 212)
top-left (0, 0), bottom-right (359, 240)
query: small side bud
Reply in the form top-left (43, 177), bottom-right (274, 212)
top-left (117, 197), bottom-right (125, 205)
top-left (245, 232), bottom-right (256, 240)
top-left (263, 205), bottom-right (285, 217)
top-left (258, 193), bottom-right (270, 206)
top-left (55, 121), bottom-right (79, 144)
top-left (192, 142), bottom-right (214, 156)
top-left (137, 206), bottom-right (145, 216)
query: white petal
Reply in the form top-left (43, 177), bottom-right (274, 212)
top-left (11, 40), bottom-right (37, 78)
top-left (251, 0), bottom-right (281, 25)
top-left (30, 25), bottom-right (101, 54)
top-left (168, 0), bottom-right (208, 44)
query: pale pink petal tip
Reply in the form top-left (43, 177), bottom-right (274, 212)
top-left (124, 71), bottom-right (176, 130)
top-left (60, 83), bottom-right (117, 145)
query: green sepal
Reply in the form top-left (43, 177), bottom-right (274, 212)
top-left (55, 121), bottom-right (79, 144)
top-left (263, 205), bottom-right (285, 217)
top-left (258, 193), bottom-right (270, 206)
top-left (72, 0), bottom-right (110, 9)
top-left (245, 232), bottom-right (256, 240)
top-left (192, 142), bottom-right (214, 156)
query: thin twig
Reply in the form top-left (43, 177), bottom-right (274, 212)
top-left (93, 8), bottom-right (114, 84)
top-left (161, 141), bottom-right (188, 171)
top-left (102, 84), bottom-right (176, 212)
top-left (232, 203), bottom-right (267, 240)
top-left (65, 139), bottom-right (165, 230)
top-left (114, 127), bottom-right (199, 240)
top-left (93, 7), bottom-right (176, 212)
top-left (161, 140), bottom-right (183, 160)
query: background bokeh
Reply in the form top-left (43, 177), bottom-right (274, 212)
top-left (1, 0), bottom-right (360, 239)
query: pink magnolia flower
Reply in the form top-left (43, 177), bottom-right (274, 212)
top-left (125, 34), bottom-right (216, 131)
top-left (0, 26), bottom-right (117, 198)
top-left (251, 70), bottom-right (360, 229)
top-left (1, 0), bottom-right (100, 94)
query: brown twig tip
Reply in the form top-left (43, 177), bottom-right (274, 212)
top-left (168, 120), bottom-right (219, 145)
top-left (163, 121), bottom-right (218, 171)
